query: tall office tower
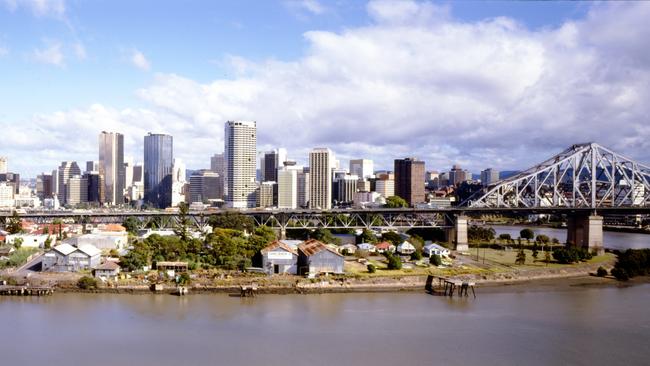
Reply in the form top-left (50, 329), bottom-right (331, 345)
top-left (99, 131), bottom-right (125, 205)
top-left (36, 173), bottom-right (53, 199)
top-left (263, 148), bottom-right (287, 182)
top-left (0, 157), bottom-right (7, 174)
top-left (57, 161), bottom-right (81, 205)
top-left (375, 178), bottom-right (395, 198)
top-left (349, 159), bottom-right (374, 179)
top-left (394, 158), bottom-right (426, 206)
top-left (124, 157), bottom-right (134, 190)
top-left (189, 170), bottom-right (222, 203)
top-left (258, 181), bottom-right (276, 208)
top-left (480, 168), bottom-right (500, 187)
top-left (337, 174), bottom-right (358, 204)
top-left (297, 169), bottom-right (310, 208)
top-left (210, 153), bottom-right (226, 175)
top-left (225, 121), bottom-right (257, 208)
top-left (132, 164), bottom-right (143, 183)
top-left (171, 158), bottom-right (187, 206)
top-left (52, 169), bottom-right (59, 198)
top-left (449, 164), bottom-right (468, 186)
top-left (85, 161), bottom-right (98, 173)
top-left (0, 172), bottom-right (20, 194)
top-left (309, 148), bottom-right (333, 210)
top-left (66, 175), bottom-right (88, 206)
top-left (143, 133), bottom-right (173, 208)
top-left (85, 171), bottom-right (102, 204)
top-left (277, 166), bottom-right (299, 209)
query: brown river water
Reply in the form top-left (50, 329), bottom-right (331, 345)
top-left (1, 284), bottom-right (649, 366)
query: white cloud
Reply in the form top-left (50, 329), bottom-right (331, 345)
top-left (0, 46), bottom-right (8, 57)
top-left (32, 40), bottom-right (64, 66)
top-left (6, 0), bottom-right (650, 177)
top-left (4, 0), bottom-right (65, 18)
top-left (285, 0), bottom-right (327, 19)
top-left (131, 49), bottom-right (150, 71)
top-left (73, 42), bottom-right (86, 60)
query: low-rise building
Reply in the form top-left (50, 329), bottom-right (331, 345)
top-left (42, 243), bottom-right (102, 272)
top-left (297, 239), bottom-right (344, 275)
top-left (94, 261), bottom-right (121, 279)
top-left (397, 241), bottom-right (416, 255)
top-left (5, 234), bottom-right (55, 248)
top-left (64, 232), bottom-right (128, 251)
top-left (357, 243), bottom-right (377, 253)
top-left (423, 243), bottom-right (450, 257)
top-left (375, 241), bottom-right (396, 254)
top-left (338, 244), bottom-right (357, 255)
top-left (261, 240), bottom-right (298, 275)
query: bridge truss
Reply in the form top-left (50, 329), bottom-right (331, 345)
top-left (466, 143), bottom-right (650, 209)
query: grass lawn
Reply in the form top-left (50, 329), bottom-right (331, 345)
top-left (463, 248), bottom-right (615, 269)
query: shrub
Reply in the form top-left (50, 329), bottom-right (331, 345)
top-left (515, 249), bottom-right (526, 265)
top-left (552, 247), bottom-right (593, 264)
top-left (410, 250), bottom-right (422, 261)
top-left (77, 276), bottom-right (98, 290)
top-left (596, 267), bottom-right (607, 277)
top-left (430, 254), bottom-right (442, 266)
top-left (385, 253), bottom-right (402, 270)
top-left (367, 264), bottom-right (376, 273)
top-left (610, 267), bottom-right (629, 281)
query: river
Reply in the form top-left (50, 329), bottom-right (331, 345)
top-left (1, 284), bottom-right (649, 366)
top-left (490, 225), bottom-right (650, 250)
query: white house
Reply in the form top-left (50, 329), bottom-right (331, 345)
top-left (42, 243), bottom-right (102, 272)
top-left (64, 232), bottom-right (128, 251)
top-left (397, 241), bottom-right (416, 255)
top-left (357, 243), bottom-right (377, 253)
top-left (94, 261), bottom-right (121, 279)
top-left (423, 243), bottom-right (450, 257)
top-left (5, 234), bottom-right (55, 248)
top-left (338, 244), bottom-right (357, 254)
top-left (375, 242), bottom-right (396, 253)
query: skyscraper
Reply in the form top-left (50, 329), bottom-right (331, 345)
top-left (449, 164), bottom-right (469, 186)
top-left (480, 168), bottom-right (500, 187)
top-left (277, 166), bottom-right (300, 209)
top-left (309, 148), bottom-right (333, 209)
top-left (66, 175), bottom-right (88, 206)
top-left (394, 158), bottom-right (425, 206)
top-left (263, 148), bottom-right (287, 182)
top-left (0, 157), bottom-right (7, 174)
top-left (57, 161), bottom-right (81, 205)
top-left (99, 131), bottom-right (125, 205)
top-left (36, 173), bottom-right (53, 199)
top-left (349, 159), bottom-right (374, 179)
top-left (225, 121), bottom-right (257, 208)
top-left (189, 170), bottom-right (222, 203)
top-left (297, 168), bottom-right (310, 208)
top-left (210, 153), bottom-right (226, 176)
top-left (336, 174), bottom-right (358, 205)
top-left (144, 133), bottom-right (174, 208)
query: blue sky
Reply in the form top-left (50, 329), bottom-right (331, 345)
top-left (1, 1), bottom-right (649, 177)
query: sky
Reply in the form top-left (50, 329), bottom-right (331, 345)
top-left (1, 0), bottom-right (650, 178)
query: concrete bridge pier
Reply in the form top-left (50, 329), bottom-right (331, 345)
top-left (446, 215), bottom-right (469, 252)
top-left (566, 214), bottom-right (604, 255)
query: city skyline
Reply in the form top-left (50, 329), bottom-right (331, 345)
top-left (2, 1), bottom-right (650, 177)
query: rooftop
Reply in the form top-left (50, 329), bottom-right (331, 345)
top-left (298, 239), bottom-right (343, 257)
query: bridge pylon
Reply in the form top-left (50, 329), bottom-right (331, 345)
top-left (566, 213), bottom-right (604, 255)
top-left (445, 215), bottom-right (469, 252)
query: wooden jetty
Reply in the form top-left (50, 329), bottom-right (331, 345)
top-left (0, 285), bottom-right (55, 296)
top-left (240, 284), bottom-right (258, 298)
top-left (426, 276), bottom-right (476, 298)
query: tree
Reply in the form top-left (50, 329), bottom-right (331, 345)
top-left (309, 228), bottom-right (340, 245)
top-left (77, 276), bottom-right (98, 290)
top-left (535, 234), bottom-right (550, 244)
top-left (367, 264), bottom-right (376, 273)
top-left (5, 211), bottom-right (22, 234)
top-left (384, 196), bottom-right (408, 208)
top-left (44, 236), bottom-right (53, 250)
top-left (596, 267), bottom-right (607, 277)
top-left (515, 248), bottom-right (526, 265)
top-left (174, 202), bottom-right (191, 243)
top-left (381, 231), bottom-right (402, 246)
top-left (120, 241), bottom-right (153, 271)
top-left (123, 217), bottom-right (140, 235)
top-left (410, 249), bottom-right (422, 261)
top-left (385, 252), bottom-right (402, 270)
top-left (545, 251), bottom-right (551, 266)
top-left (12, 237), bottom-right (23, 249)
top-left (520, 228), bottom-right (535, 242)
top-left (359, 229), bottom-right (378, 244)
top-left (208, 212), bottom-right (255, 232)
top-left (532, 243), bottom-right (539, 259)
top-left (468, 226), bottom-right (496, 242)
top-left (498, 233), bottom-right (512, 242)
top-left (430, 254), bottom-right (442, 266)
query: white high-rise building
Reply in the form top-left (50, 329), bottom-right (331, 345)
top-left (0, 157), bottom-right (7, 174)
top-left (99, 131), bottom-right (125, 205)
top-left (171, 158), bottom-right (187, 206)
top-left (375, 179), bottom-right (395, 198)
top-left (480, 168), bottom-right (499, 187)
top-left (277, 166), bottom-right (300, 209)
top-left (66, 175), bottom-right (88, 206)
top-left (349, 159), bottom-right (374, 179)
top-left (225, 120), bottom-right (257, 208)
top-left (337, 174), bottom-right (358, 204)
top-left (58, 161), bottom-right (81, 205)
top-left (309, 148), bottom-right (333, 210)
